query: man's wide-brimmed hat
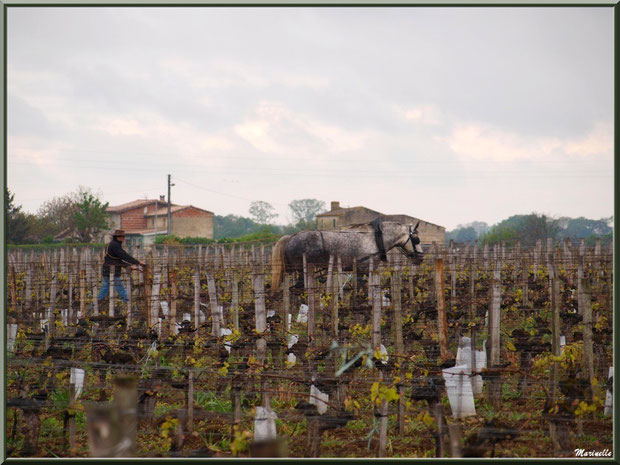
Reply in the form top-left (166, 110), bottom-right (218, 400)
top-left (112, 229), bottom-right (126, 237)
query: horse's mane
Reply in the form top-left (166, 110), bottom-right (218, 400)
top-left (343, 220), bottom-right (402, 232)
top-left (342, 222), bottom-right (373, 231)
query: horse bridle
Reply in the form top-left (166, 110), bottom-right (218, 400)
top-left (401, 222), bottom-right (421, 256)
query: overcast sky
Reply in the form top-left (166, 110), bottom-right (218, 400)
top-left (7, 6), bottom-right (614, 230)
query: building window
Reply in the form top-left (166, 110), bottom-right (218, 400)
top-left (333, 219), bottom-right (336, 228)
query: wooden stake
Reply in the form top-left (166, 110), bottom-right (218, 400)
top-left (487, 252), bottom-right (502, 408)
top-left (109, 267), bottom-right (116, 317)
top-left (127, 267), bottom-right (133, 325)
top-left (435, 256), bottom-right (448, 360)
top-left (143, 263), bottom-right (152, 328)
top-left (79, 269), bottom-right (86, 321)
top-left (283, 274), bottom-right (291, 333)
top-left (187, 370), bottom-right (194, 433)
top-left (193, 269), bottom-right (200, 327)
top-left (150, 266), bottom-right (161, 336)
top-left (392, 257), bottom-right (404, 355)
top-left (581, 278), bottom-right (595, 388)
top-left (370, 260), bottom-right (382, 349)
top-left (232, 273), bottom-right (240, 332)
top-left (253, 267), bottom-right (267, 335)
top-left (378, 373), bottom-right (389, 458)
top-left (207, 271), bottom-right (221, 337)
top-left (170, 269), bottom-right (178, 335)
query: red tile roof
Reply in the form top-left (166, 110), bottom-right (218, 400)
top-left (145, 205), bottom-right (214, 217)
top-left (107, 199), bottom-right (168, 213)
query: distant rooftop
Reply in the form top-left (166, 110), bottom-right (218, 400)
top-left (107, 199), bottom-right (168, 213)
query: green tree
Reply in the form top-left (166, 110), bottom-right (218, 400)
top-left (288, 198), bottom-right (326, 230)
top-left (558, 216), bottom-right (612, 240)
top-left (480, 213), bottom-right (559, 247)
top-left (6, 189), bottom-right (33, 244)
top-left (453, 226), bottom-right (478, 243)
top-left (248, 200), bottom-right (278, 224)
top-left (214, 214), bottom-right (281, 239)
top-left (35, 186), bottom-right (108, 242)
top-left (73, 191), bottom-right (110, 242)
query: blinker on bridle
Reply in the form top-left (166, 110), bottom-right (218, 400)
top-left (402, 222), bottom-right (421, 254)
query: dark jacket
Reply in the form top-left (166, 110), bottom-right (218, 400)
top-left (102, 238), bottom-right (140, 277)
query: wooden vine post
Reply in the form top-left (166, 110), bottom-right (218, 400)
top-left (370, 259), bottom-right (381, 349)
top-left (150, 263), bottom-right (162, 336)
top-left (282, 275), bottom-right (291, 334)
top-left (114, 375), bottom-right (138, 456)
top-left (207, 270), bottom-right (221, 337)
top-left (435, 252), bottom-right (448, 361)
top-left (127, 267), bottom-right (133, 326)
top-left (391, 254), bottom-right (406, 435)
top-left (109, 266), bottom-right (116, 318)
top-left (548, 246), bottom-right (569, 454)
top-left (25, 263), bottom-right (33, 324)
top-left (92, 250), bottom-right (100, 317)
top-left (352, 258), bottom-right (359, 316)
top-left (79, 268), bottom-right (86, 322)
top-left (169, 269), bottom-right (178, 335)
top-left (46, 261), bottom-right (58, 351)
top-left (307, 262), bottom-right (316, 346)
top-left (580, 275), bottom-right (595, 391)
top-left (369, 258), bottom-right (389, 458)
top-left (193, 267), bottom-right (201, 328)
top-left (327, 255), bottom-right (339, 338)
top-left (232, 272), bottom-right (240, 332)
top-left (487, 245), bottom-right (502, 408)
top-left (143, 263), bottom-right (152, 329)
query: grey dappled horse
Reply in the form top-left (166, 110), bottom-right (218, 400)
top-left (271, 219), bottom-right (424, 292)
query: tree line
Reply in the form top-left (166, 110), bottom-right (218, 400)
top-left (6, 187), bottom-right (109, 245)
top-left (5, 189), bottom-right (328, 245)
top-left (447, 213), bottom-right (613, 247)
top-left (7, 188), bottom-right (611, 247)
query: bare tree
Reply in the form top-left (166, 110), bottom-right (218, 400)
top-left (288, 198), bottom-right (326, 230)
top-left (249, 201), bottom-right (278, 225)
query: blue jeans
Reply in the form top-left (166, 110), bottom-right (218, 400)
top-left (97, 275), bottom-right (128, 303)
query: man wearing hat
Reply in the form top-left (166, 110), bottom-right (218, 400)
top-left (97, 229), bottom-right (145, 304)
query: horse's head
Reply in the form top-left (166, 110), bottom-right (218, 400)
top-left (399, 222), bottom-right (424, 264)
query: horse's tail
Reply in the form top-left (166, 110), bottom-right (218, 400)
top-left (270, 235), bottom-right (291, 294)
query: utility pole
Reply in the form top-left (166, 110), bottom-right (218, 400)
top-left (155, 201), bottom-right (158, 236)
top-left (167, 174), bottom-right (174, 235)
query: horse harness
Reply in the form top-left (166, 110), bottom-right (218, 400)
top-left (370, 217), bottom-right (388, 262)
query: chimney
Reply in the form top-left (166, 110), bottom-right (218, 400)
top-left (331, 201), bottom-right (340, 211)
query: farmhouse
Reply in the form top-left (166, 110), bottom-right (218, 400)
top-left (317, 201), bottom-right (445, 245)
top-left (106, 198), bottom-right (214, 246)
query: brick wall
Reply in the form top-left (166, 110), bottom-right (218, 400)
top-left (120, 207), bottom-right (148, 230)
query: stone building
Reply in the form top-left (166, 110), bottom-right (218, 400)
top-left (106, 198), bottom-right (214, 246)
top-left (316, 201), bottom-right (445, 245)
